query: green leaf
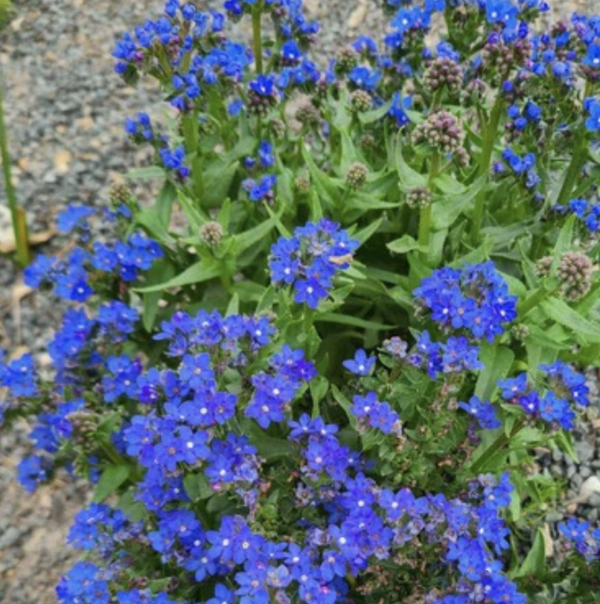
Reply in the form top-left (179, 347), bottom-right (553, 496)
top-left (387, 234), bottom-right (425, 254)
top-left (125, 166), bottom-right (166, 180)
top-left (302, 144), bottom-right (339, 207)
top-left (358, 100), bottom-right (392, 125)
top-left (134, 260), bottom-right (220, 293)
top-left (234, 210), bottom-right (282, 255)
top-left (142, 260), bottom-right (176, 331)
top-left (395, 135), bottom-right (427, 189)
top-left (226, 293), bottom-right (240, 316)
top-left (351, 217), bottom-right (383, 245)
top-left (550, 214), bottom-right (576, 273)
top-left (309, 376), bottom-right (329, 418)
top-left (93, 464), bottom-right (131, 503)
top-left (135, 181), bottom-right (177, 244)
top-left (183, 473), bottom-right (213, 501)
top-left (475, 344), bottom-right (515, 400)
top-left (331, 385), bottom-right (357, 428)
top-left (203, 161), bottom-right (239, 208)
top-left (432, 174), bottom-right (487, 230)
top-left (348, 192), bottom-right (399, 211)
top-left (540, 297), bottom-right (600, 344)
top-left (316, 313), bottom-right (394, 331)
top-left (178, 189), bottom-right (207, 231)
top-left (514, 528), bottom-right (546, 578)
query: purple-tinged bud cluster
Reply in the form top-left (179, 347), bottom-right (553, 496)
top-left (413, 262), bottom-right (518, 342)
top-left (406, 185), bottom-right (432, 209)
top-left (556, 251), bottom-right (593, 301)
top-left (412, 109), bottom-right (465, 156)
top-left (269, 219), bottom-right (359, 309)
top-left (423, 56), bottom-right (463, 95)
top-left (349, 89), bottom-right (373, 113)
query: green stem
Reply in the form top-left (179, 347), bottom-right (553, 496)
top-left (517, 287), bottom-right (550, 317)
top-left (418, 152), bottom-right (440, 264)
top-left (555, 126), bottom-right (587, 209)
top-left (470, 418), bottom-right (525, 476)
top-left (182, 113), bottom-right (203, 203)
top-left (0, 69), bottom-right (29, 266)
top-left (252, 4), bottom-right (263, 75)
top-left (470, 96), bottom-right (504, 246)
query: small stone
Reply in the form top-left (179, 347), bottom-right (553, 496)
top-left (566, 465), bottom-right (576, 479)
top-left (580, 466), bottom-right (592, 479)
top-left (551, 449), bottom-right (563, 462)
top-left (579, 476), bottom-right (600, 502)
top-left (589, 493), bottom-right (600, 508)
top-left (545, 511), bottom-right (563, 523)
top-left (572, 474), bottom-right (584, 489)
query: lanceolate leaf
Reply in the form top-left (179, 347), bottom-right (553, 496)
top-left (134, 260), bottom-right (221, 293)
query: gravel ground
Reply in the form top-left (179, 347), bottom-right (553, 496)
top-left (0, 0), bottom-right (599, 602)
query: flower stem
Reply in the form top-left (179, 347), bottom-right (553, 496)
top-left (252, 3), bottom-right (263, 75)
top-left (470, 96), bottom-right (504, 246)
top-left (182, 112), bottom-right (203, 203)
top-left (517, 287), bottom-right (549, 317)
top-left (555, 126), bottom-right (587, 209)
top-left (418, 152), bottom-right (440, 264)
top-left (0, 68), bottom-right (29, 266)
top-left (470, 418), bottom-right (525, 476)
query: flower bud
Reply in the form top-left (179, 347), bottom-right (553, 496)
top-left (346, 162), bottom-right (369, 190)
top-left (557, 251), bottom-right (593, 301)
top-left (350, 89), bottom-right (373, 113)
top-left (335, 46), bottom-right (359, 75)
top-left (511, 324), bottom-right (530, 342)
top-left (406, 186), bottom-right (432, 209)
top-left (294, 174), bottom-right (311, 193)
top-left (109, 183), bottom-right (133, 205)
top-left (200, 221), bottom-right (224, 247)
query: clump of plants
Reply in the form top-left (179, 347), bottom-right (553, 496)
top-left (3, 0), bottom-right (600, 602)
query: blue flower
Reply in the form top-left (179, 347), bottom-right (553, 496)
top-left (583, 44), bottom-right (600, 68)
top-left (343, 349), bottom-right (376, 376)
top-left (558, 518), bottom-right (590, 544)
top-left (585, 98), bottom-right (600, 131)
top-left (459, 396), bottom-right (501, 430)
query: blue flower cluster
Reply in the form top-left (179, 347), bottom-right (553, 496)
top-left (269, 219), bottom-right (359, 309)
top-left (413, 262), bottom-right (518, 342)
top-left (495, 148), bottom-right (541, 189)
top-left (409, 332), bottom-right (484, 378)
top-left (497, 360), bottom-right (589, 430)
top-left (559, 517), bottom-right (600, 561)
top-left (25, 231), bottom-right (163, 301)
top-left (351, 392), bottom-right (402, 435)
top-left (562, 197), bottom-right (600, 232)
top-left (585, 97), bottom-right (600, 131)
top-left (459, 395), bottom-right (502, 430)
top-left (68, 503), bottom-right (143, 555)
top-left (57, 561), bottom-right (183, 604)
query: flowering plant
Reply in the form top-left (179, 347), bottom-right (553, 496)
top-left (3, 0), bottom-right (600, 602)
